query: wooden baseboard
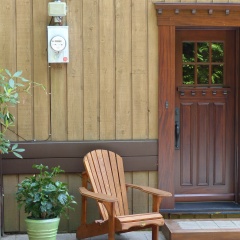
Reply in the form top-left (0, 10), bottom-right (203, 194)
top-left (2, 140), bottom-right (158, 174)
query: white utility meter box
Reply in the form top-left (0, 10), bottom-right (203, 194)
top-left (48, 26), bottom-right (69, 63)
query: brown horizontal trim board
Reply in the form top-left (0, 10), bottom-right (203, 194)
top-left (2, 140), bottom-right (158, 174)
top-left (154, 3), bottom-right (240, 10)
top-left (154, 3), bottom-right (240, 27)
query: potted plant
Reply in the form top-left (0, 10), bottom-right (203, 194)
top-left (16, 164), bottom-right (76, 240)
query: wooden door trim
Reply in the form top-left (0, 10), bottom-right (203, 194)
top-left (155, 3), bottom-right (240, 27)
top-left (154, 3), bottom-right (240, 209)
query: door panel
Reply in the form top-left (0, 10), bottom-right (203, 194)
top-left (175, 30), bottom-right (235, 202)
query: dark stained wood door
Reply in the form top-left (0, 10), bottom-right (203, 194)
top-left (175, 29), bottom-right (236, 202)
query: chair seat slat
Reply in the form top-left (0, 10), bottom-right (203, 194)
top-left (117, 212), bottom-right (163, 223)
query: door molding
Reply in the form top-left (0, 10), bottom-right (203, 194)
top-left (154, 3), bottom-right (240, 209)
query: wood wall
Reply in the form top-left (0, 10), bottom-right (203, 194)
top-left (1, 0), bottom-right (239, 233)
top-left (1, 0), bottom-right (159, 232)
top-left (0, 0), bottom-right (159, 142)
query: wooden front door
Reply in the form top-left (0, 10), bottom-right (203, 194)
top-left (175, 29), bottom-right (236, 202)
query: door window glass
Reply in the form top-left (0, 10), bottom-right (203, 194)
top-left (197, 65), bottom-right (209, 84)
top-left (197, 42), bottom-right (209, 62)
top-left (182, 41), bottom-right (224, 85)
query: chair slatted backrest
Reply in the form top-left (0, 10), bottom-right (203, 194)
top-left (83, 149), bottom-right (129, 220)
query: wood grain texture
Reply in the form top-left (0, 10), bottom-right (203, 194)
top-left (148, 0), bottom-right (159, 139)
top-left (163, 219), bottom-right (240, 240)
top-left (125, 172), bottom-right (133, 214)
top-left (19, 175), bottom-right (30, 232)
top-left (157, 26), bottom-right (175, 208)
top-left (3, 175), bottom-right (18, 232)
top-left (0, 0), bottom-right (16, 69)
top-left (155, 3), bottom-right (240, 26)
top-left (1, 0), bottom-right (160, 142)
top-left (132, 0), bottom-right (148, 139)
top-left (51, 64), bottom-right (67, 140)
top-left (67, 0), bottom-right (84, 140)
top-left (115, 0), bottom-right (132, 140)
top-left (149, 171), bottom-right (158, 212)
top-left (16, 0), bottom-right (33, 140)
top-left (132, 172), bottom-right (149, 214)
top-left (99, 0), bottom-right (115, 140)
top-left (83, 0), bottom-right (99, 140)
top-left (175, 30), bottom-right (235, 202)
top-left (68, 173), bottom-right (82, 232)
top-left (0, 0), bottom-right (17, 141)
top-left (32, 0), bottom-right (49, 140)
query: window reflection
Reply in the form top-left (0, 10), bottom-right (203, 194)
top-left (197, 42), bottom-right (209, 62)
top-left (183, 65), bottom-right (194, 84)
top-left (197, 65), bottom-right (209, 84)
top-left (183, 42), bottom-right (195, 62)
top-left (182, 41), bottom-right (224, 85)
top-left (212, 42), bottom-right (224, 62)
top-left (212, 65), bottom-right (223, 84)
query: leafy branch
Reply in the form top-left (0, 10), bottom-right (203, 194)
top-left (0, 69), bottom-right (46, 158)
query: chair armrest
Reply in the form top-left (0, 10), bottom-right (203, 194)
top-left (126, 183), bottom-right (172, 197)
top-left (79, 187), bottom-right (118, 202)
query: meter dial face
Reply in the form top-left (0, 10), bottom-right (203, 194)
top-left (50, 36), bottom-right (66, 52)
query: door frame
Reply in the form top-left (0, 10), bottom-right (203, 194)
top-left (154, 3), bottom-right (240, 209)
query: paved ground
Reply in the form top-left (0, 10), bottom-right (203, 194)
top-left (2, 231), bottom-right (167, 240)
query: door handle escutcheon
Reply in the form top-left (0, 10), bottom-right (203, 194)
top-left (175, 107), bottom-right (180, 149)
top-left (175, 121), bottom-right (180, 149)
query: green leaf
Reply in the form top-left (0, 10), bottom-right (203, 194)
top-left (44, 183), bottom-right (56, 192)
top-left (11, 144), bottom-right (18, 150)
top-left (9, 79), bottom-right (15, 88)
top-left (15, 83), bottom-right (25, 87)
top-left (13, 71), bottom-right (22, 78)
top-left (58, 193), bottom-right (67, 204)
top-left (20, 77), bottom-right (29, 82)
top-left (14, 148), bottom-right (25, 153)
top-left (12, 152), bottom-right (23, 159)
top-left (5, 69), bottom-right (11, 77)
top-left (46, 202), bottom-right (53, 210)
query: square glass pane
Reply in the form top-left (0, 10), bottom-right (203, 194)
top-left (183, 42), bottom-right (195, 62)
top-left (197, 65), bottom-right (209, 84)
top-left (211, 65), bottom-right (224, 84)
top-left (212, 42), bottom-right (224, 62)
top-left (197, 42), bottom-right (209, 62)
top-left (183, 64), bottom-right (195, 84)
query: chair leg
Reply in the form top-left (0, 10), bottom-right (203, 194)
top-left (108, 220), bottom-right (115, 240)
top-left (152, 225), bottom-right (159, 240)
top-left (108, 232), bottom-right (115, 240)
top-left (105, 202), bottom-right (115, 240)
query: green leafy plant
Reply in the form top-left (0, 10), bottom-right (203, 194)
top-left (16, 164), bottom-right (76, 219)
top-left (0, 69), bottom-right (45, 158)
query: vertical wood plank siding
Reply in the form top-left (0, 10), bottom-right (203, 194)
top-left (0, 0), bottom-right (159, 142)
top-left (33, 0), bottom-right (50, 140)
top-left (0, 0), bottom-right (235, 233)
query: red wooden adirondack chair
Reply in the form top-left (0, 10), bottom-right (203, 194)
top-left (77, 149), bottom-right (172, 240)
